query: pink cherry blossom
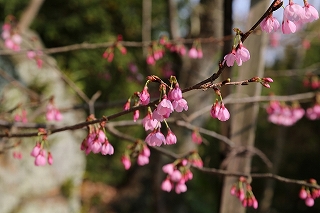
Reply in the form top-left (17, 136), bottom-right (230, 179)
top-left (142, 112), bottom-right (159, 131)
top-left (101, 141), bottom-right (114, 155)
top-left (197, 49), bottom-right (203, 58)
top-left (121, 155), bottom-right (131, 170)
top-left (211, 102), bottom-right (230, 121)
top-left (284, 1), bottom-right (304, 22)
top-left (171, 169), bottom-right (182, 182)
top-left (137, 154), bottom-right (149, 166)
top-left (13, 151), bottom-right (22, 159)
top-left (168, 85), bottom-right (182, 101)
top-left (146, 55), bottom-right (155, 65)
top-left (299, 188), bottom-right (308, 199)
top-left (48, 152), bottom-right (53, 165)
top-left (165, 130), bottom-right (177, 145)
top-left (142, 145), bottom-right (150, 157)
top-left (260, 15), bottom-right (280, 33)
top-left (236, 42), bottom-right (250, 62)
top-left (162, 163), bottom-right (175, 174)
top-left (133, 110), bottom-right (140, 122)
top-left (145, 130), bottom-right (166, 146)
top-left (223, 48), bottom-right (242, 67)
top-left (172, 99), bottom-right (188, 112)
top-left (123, 100), bottom-right (130, 110)
top-left (305, 197), bottom-right (314, 207)
top-left (35, 149), bottom-right (47, 166)
top-left (161, 178), bottom-right (173, 192)
top-left (175, 180), bottom-right (187, 194)
top-left (31, 143), bottom-right (41, 157)
top-left (152, 108), bottom-right (165, 122)
top-left (191, 130), bottom-right (202, 144)
top-left (156, 96), bottom-right (174, 116)
top-left (302, 3), bottom-right (319, 23)
top-left (139, 86), bottom-right (150, 105)
top-left (188, 47), bottom-right (198, 58)
top-left (282, 18), bottom-right (297, 34)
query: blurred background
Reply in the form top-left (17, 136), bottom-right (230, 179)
top-left (0, 0), bottom-right (320, 212)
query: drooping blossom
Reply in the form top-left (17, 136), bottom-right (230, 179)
top-left (139, 86), bottom-right (150, 105)
top-left (260, 14), bottom-right (280, 33)
top-left (161, 160), bottom-right (193, 194)
top-left (302, 2), bottom-right (319, 23)
top-left (188, 47), bottom-right (198, 58)
top-left (223, 48), bottom-right (242, 67)
top-left (142, 111), bottom-right (159, 131)
top-left (133, 110), bottom-right (140, 122)
top-left (46, 101), bottom-right (63, 122)
top-left (13, 151), bottom-right (22, 159)
top-left (168, 84), bottom-right (182, 101)
top-left (306, 104), bottom-right (320, 120)
top-left (236, 42), bottom-right (250, 62)
top-left (145, 129), bottom-right (166, 146)
top-left (284, 1), bottom-right (304, 22)
top-left (121, 155), bottom-right (131, 170)
top-left (2, 20), bottom-right (22, 51)
top-left (14, 109), bottom-right (28, 123)
top-left (47, 152), bottom-right (53, 165)
top-left (267, 101), bottom-right (305, 126)
top-left (230, 177), bottom-right (258, 209)
top-left (165, 130), bottom-right (177, 145)
top-left (156, 96), bottom-right (174, 116)
top-left (282, 17), bottom-right (297, 34)
top-left (27, 50), bottom-right (43, 69)
top-left (191, 130), bottom-right (202, 144)
top-left (210, 101), bottom-right (230, 121)
top-left (81, 115), bottom-right (114, 156)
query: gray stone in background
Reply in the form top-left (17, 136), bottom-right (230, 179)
top-left (0, 29), bottom-right (86, 213)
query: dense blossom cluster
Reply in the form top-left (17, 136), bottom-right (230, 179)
top-left (121, 141), bottom-right (151, 170)
top-left (161, 156), bottom-right (203, 194)
top-left (1, 16), bottom-right (21, 51)
top-left (27, 50), bottom-right (43, 69)
top-left (102, 35), bottom-right (127, 62)
top-left (30, 129), bottom-right (53, 166)
top-left (46, 99), bottom-right (63, 122)
top-left (230, 177), bottom-right (258, 209)
top-left (266, 100), bottom-right (305, 126)
top-left (14, 108), bottom-right (28, 123)
top-left (299, 179), bottom-right (320, 207)
top-left (80, 115), bottom-right (114, 156)
top-left (210, 100), bottom-right (230, 121)
top-left (261, 0), bottom-right (319, 34)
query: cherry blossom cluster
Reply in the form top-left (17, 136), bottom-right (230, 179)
top-left (303, 74), bottom-right (320, 89)
top-left (102, 35), bottom-right (127, 62)
top-left (266, 100), bottom-right (305, 126)
top-left (260, 0), bottom-right (319, 34)
top-left (30, 128), bottom-right (53, 166)
top-left (1, 15), bottom-right (21, 51)
top-left (230, 177), bottom-right (258, 209)
top-left (191, 129), bottom-right (203, 145)
top-left (145, 36), bottom-right (204, 65)
top-left (299, 179), bottom-right (320, 207)
top-left (306, 103), bottom-right (320, 120)
top-left (124, 75), bottom-right (188, 147)
top-left (46, 97), bottom-right (63, 121)
top-left (27, 50), bottom-right (43, 69)
top-left (14, 108), bottom-right (28, 123)
top-left (210, 100), bottom-right (230, 121)
top-left (121, 140), bottom-right (151, 170)
top-left (161, 154), bottom-right (203, 194)
top-left (80, 115), bottom-right (114, 155)
top-left (188, 40), bottom-right (203, 59)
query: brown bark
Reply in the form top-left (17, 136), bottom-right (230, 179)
top-left (219, 0), bottom-right (269, 212)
